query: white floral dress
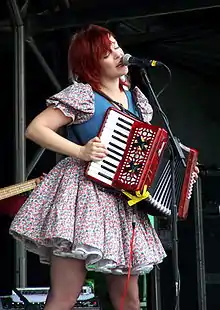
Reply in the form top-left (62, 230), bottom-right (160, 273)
top-left (10, 81), bottom-right (166, 275)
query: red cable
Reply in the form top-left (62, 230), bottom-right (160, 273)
top-left (119, 223), bottom-right (136, 310)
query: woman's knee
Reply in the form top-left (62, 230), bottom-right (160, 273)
top-left (125, 294), bottom-right (140, 310)
top-left (46, 289), bottom-right (77, 310)
top-left (45, 256), bottom-right (87, 310)
top-left (106, 274), bottom-right (140, 310)
top-left (116, 289), bottom-right (140, 310)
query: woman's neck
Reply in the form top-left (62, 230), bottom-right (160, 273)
top-left (100, 78), bottom-right (122, 95)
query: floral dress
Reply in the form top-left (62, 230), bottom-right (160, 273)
top-left (9, 81), bottom-right (166, 275)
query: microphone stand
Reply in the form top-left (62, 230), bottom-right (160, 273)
top-left (139, 67), bottom-right (186, 310)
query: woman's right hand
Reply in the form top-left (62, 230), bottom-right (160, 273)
top-left (78, 136), bottom-right (108, 161)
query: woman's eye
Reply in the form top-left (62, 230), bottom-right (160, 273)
top-left (103, 53), bottom-right (110, 59)
top-left (103, 46), bottom-right (120, 58)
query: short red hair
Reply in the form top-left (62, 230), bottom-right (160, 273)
top-left (68, 24), bottom-right (126, 91)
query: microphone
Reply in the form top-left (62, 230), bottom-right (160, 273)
top-left (122, 53), bottom-right (163, 68)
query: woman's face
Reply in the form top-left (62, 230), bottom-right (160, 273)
top-left (99, 36), bottom-right (128, 79)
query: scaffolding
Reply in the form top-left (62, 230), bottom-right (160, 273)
top-left (7, 0), bottom-right (62, 287)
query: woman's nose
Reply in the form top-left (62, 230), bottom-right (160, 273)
top-left (113, 49), bottom-right (123, 59)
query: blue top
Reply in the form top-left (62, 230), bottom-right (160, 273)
top-left (67, 90), bottom-right (139, 145)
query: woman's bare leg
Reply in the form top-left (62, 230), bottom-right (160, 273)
top-left (106, 274), bottom-right (140, 310)
top-left (44, 255), bottom-right (87, 310)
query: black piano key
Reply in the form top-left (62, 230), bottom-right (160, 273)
top-left (103, 159), bottom-right (118, 168)
top-left (109, 142), bottom-right (124, 152)
top-left (108, 153), bottom-right (120, 162)
top-left (107, 147), bottom-right (123, 158)
top-left (100, 164), bottom-right (115, 174)
top-left (112, 135), bottom-right (127, 144)
top-left (116, 122), bottom-right (130, 131)
top-left (113, 130), bottom-right (127, 138)
top-left (118, 117), bottom-right (133, 126)
top-left (98, 172), bottom-right (113, 180)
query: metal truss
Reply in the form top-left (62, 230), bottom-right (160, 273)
top-left (7, 0), bottom-right (62, 287)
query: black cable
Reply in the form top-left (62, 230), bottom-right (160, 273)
top-left (156, 62), bottom-right (172, 100)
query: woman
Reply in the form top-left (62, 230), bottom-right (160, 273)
top-left (10, 25), bottom-right (166, 310)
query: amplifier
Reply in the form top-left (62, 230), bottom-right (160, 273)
top-left (0, 287), bottom-right (101, 309)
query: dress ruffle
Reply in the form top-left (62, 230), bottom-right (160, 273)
top-left (10, 157), bottom-right (166, 275)
top-left (46, 81), bottom-right (95, 124)
top-left (46, 81), bottom-right (153, 125)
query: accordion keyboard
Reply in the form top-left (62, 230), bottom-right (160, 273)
top-left (86, 109), bottom-right (134, 186)
top-left (86, 107), bottom-right (168, 192)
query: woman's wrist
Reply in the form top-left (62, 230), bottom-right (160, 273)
top-left (76, 145), bottom-right (85, 160)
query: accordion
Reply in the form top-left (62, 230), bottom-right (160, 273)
top-left (85, 107), bottom-right (198, 219)
top-left (141, 142), bottom-right (198, 219)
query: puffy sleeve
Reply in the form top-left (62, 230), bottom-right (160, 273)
top-left (46, 81), bottom-right (95, 124)
top-left (133, 87), bottom-right (153, 123)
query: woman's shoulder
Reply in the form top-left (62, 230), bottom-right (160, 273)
top-left (46, 81), bottom-right (95, 124)
top-left (48, 81), bottom-right (95, 104)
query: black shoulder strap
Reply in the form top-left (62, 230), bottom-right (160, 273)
top-left (95, 89), bottom-right (142, 121)
top-left (95, 90), bottom-right (124, 111)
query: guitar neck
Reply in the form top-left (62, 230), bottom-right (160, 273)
top-left (0, 179), bottom-right (37, 201)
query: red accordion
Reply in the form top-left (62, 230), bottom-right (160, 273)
top-left (85, 107), bottom-right (198, 219)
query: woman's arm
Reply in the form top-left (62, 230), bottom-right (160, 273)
top-left (25, 106), bottom-right (107, 161)
top-left (25, 106), bottom-right (83, 158)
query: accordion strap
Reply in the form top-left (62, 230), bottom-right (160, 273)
top-left (95, 89), bottom-right (142, 121)
top-left (95, 90), bottom-right (125, 111)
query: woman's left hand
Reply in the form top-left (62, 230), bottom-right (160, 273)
top-left (35, 173), bottom-right (47, 186)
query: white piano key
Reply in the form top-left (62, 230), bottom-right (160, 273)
top-left (88, 170), bottom-right (112, 185)
top-left (106, 149), bottom-right (122, 161)
top-left (101, 135), bottom-right (127, 150)
top-left (94, 156), bottom-right (120, 168)
top-left (105, 113), bottom-right (133, 127)
top-left (107, 144), bottom-right (124, 156)
top-left (90, 161), bottom-right (117, 173)
top-left (100, 128), bottom-right (129, 142)
top-left (113, 113), bottom-right (134, 125)
top-left (108, 110), bottom-right (134, 125)
top-left (88, 165), bottom-right (115, 179)
top-left (105, 115), bottom-right (132, 129)
top-left (111, 132), bottom-right (128, 143)
top-left (101, 123), bottom-right (130, 139)
top-left (102, 124), bottom-right (130, 137)
top-left (89, 154), bottom-right (120, 170)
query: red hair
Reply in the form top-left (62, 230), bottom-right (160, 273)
top-left (68, 24), bottom-right (127, 91)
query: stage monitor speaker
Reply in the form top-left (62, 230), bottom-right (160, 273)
top-left (0, 287), bottom-right (101, 309)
